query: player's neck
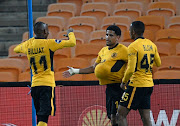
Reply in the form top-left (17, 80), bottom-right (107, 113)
top-left (134, 35), bottom-right (144, 40)
top-left (108, 43), bottom-right (118, 50)
top-left (35, 35), bottom-right (46, 39)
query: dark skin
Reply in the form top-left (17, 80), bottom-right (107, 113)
top-left (34, 23), bottom-right (49, 39)
top-left (118, 24), bottom-right (152, 126)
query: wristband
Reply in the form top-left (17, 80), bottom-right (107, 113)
top-left (73, 69), bottom-right (80, 74)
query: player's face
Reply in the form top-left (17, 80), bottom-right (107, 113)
top-left (106, 30), bottom-right (119, 47)
top-left (129, 24), bottom-right (135, 39)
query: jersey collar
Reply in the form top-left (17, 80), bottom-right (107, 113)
top-left (134, 37), bottom-right (144, 41)
top-left (108, 43), bottom-right (118, 50)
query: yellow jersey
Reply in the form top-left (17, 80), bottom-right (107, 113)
top-left (95, 44), bottom-right (128, 85)
top-left (14, 32), bottom-right (76, 87)
top-left (122, 37), bottom-right (161, 87)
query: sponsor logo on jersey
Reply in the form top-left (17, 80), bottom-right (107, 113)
top-left (55, 40), bottom-right (62, 44)
top-left (111, 53), bottom-right (117, 58)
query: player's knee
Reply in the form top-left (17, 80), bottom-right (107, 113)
top-left (118, 112), bottom-right (127, 120)
top-left (141, 116), bottom-right (151, 125)
top-left (37, 115), bottom-right (49, 124)
top-left (111, 114), bottom-right (119, 126)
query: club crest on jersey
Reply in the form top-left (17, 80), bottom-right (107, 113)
top-left (111, 53), bottom-right (117, 58)
top-left (55, 40), bottom-right (62, 44)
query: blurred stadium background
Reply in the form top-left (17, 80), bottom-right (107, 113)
top-left (0, 0), bottom-right (180, 125)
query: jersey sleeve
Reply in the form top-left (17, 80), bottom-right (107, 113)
top-left (48, 32), bottom-right (76, 52)
top-left (121, 45), bottom-right (128, 62)
top-left (14, 39), bottom-right (30, 54)
top-left (154, 45), bottom-right (161, 67)
top-left (95, 48), bottom-right (103, 63)
top-left (122, 45), bottom-right (137, 84)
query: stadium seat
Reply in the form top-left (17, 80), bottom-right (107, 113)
top-left (122, 30), bottom-right (155, 42)
top-left (121, 31), bottom-right (133, 42)
top-left (113, 2), bottom-right (143, 21)
top-left (136, 15), bottom-right (165, 33)
top-left (155, 29), bottom-right (180, 43)
top-left (18, 71), bottom-right (31, 82)
top-left (56, 30), bottom-right (86, 44)
top-left (101, 16), bottom-right (132, 33)
top-left (22, 31), bottom-right (53, 42)
top-left (47, 3), bottom-right (76, 26)
top-left (125, 0), bottom-right (152, 2)
top-left (53, 48), bottom-right (72, 62)
top-left (54, 58), bottom-right (89, 81)
top-left (168, 16), bottom-right (180, 29)
top-left (176, 43), bottom-right (180, 56)
top-left (80, 2), bottom-right (111, 29)
top-left (67, 16), bottom-right (97, 35)
top-left (92, 0), bottom-right (120, 14)
top-left (0, 72), bottom-right (18, 82)
top-left (153, 70), bottom-right (180, 79)
top-left (154, 42), bottom-right (172, 57)
top-left (54, 58), bottom-right (90, 72)
top-left (88, 30), bottom-right (106, 44)
top-left (155, 29), bottom-right (180, 55)
top-left (121, 42), bottom-right (131, 47)
top-left (75, 44), bottom-right (104, 62)
top-left (0, 58), bottom-right (25, 79)
top-left (57, 0), bottom-right (88, 16)
top-left (92, 0), bottom-right (119, 5)
top-left (36, 16), bottom-right (65, 38)
top-left (157, 56), bottom-right (180, 71)
top-left (83, 74), bottom-right (98, 80)
top-left (147, 1), bottom-right (176, 25)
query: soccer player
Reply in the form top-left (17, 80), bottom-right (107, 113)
top-left (14, 22), bottom-right (76, 126)
top-left (63, 25), bottom-right (128, 126)
top-left (117, 21), bottom-right (161, 126)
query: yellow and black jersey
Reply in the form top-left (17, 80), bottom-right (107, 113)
top-left (14, 32), bottom-right (76, 87)
top-left (122, 37), bottom-right (161, 87)
top-left (95, 44), bottom-right (128, 85)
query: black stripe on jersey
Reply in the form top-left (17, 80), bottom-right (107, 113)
top-left (135, 52), bottom-right (138, 72)
top-left (111, 60), bottom-right (125, 72)
top-left (49, 49), bottom-right (54, 71)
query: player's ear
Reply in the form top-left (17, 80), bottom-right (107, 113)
top-left (117, 35), bottom-right (120, 40)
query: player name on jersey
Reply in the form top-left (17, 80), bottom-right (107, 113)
top-left (143, 45), bottom-right (153, 51)
top-left (28, 47), bottom-right (44, 55)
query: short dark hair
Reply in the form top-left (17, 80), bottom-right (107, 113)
top-left (34, 22), bottom-right (46, 35)
top-left (131, 21), bottom-right (145, 35)
top-left (106, 25), bottom-right (121, 36)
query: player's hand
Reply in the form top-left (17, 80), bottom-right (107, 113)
top-left (120, 82), bottom-right (127, 90)
top-left (63, 66), bottom-right (79, 78)
top-left (64, 28), bottom-right (73, 37)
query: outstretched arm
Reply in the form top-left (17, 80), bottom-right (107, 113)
top-left (63, 62), bottom-right (98, 78)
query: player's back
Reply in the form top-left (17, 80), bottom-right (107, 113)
top-left (128, 38), bottom-right (160, 87)
top-left (26, 38), bottom-right (56, 87)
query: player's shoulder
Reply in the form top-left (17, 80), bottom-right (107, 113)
top-left (118, 43), bottom-right (128, 50)
top-left (101, 46), bottom-right (108, 51)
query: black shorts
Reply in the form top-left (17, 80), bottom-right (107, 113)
top-left (31, 86), bottom-right (56, 116)
top-left (106, 83), bottom-right (124, 119)
top-left (119, 86), bottom-right (153, 110)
